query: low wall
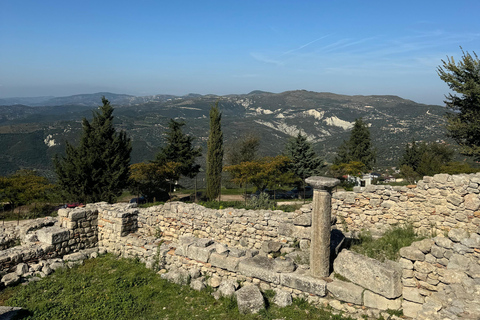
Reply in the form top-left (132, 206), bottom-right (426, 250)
top-left (333, 173), bottom-right (480, 236)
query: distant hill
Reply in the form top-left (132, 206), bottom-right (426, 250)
top-left (0, 90), bottom-right (449, 178)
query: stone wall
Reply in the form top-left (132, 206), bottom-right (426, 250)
top-left (135, 202), bottom-right (309, 249)
top-left (333, 173), bottom-right (480, 236)
top-left (398, 229), bottom-right (480, 319)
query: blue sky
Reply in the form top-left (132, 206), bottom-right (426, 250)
top-left (1, 0), bottom-right (479, 105)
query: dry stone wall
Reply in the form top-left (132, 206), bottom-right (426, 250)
top-left (333, 173), bottom-right (480, 236)
top-left (399, 229), bottom-right (480, 319)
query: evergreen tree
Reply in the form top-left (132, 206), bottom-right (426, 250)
top-left (334, 118), bottom-right (376, 170)
top-left (284, 133), bottom-right (325, 185)
top-left (225, 133), bottom-right (260, 166)
top-left (206, 102), bottom-right (223, 201)
top-left (155, 119), bottom-right (202, 180)
top-left (54, 97), bottom-right (131, 203)
top-left (438, 49), bottom-right (480, 160)
top-left (399, 140), bottom-right (422, 172)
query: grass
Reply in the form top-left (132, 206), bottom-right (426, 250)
top-left (198, 200), bottom-right (303, 212)
top-left (0, 254), bottom-right (355, 320)
top-left (348, 224), bottom-right (424, 261)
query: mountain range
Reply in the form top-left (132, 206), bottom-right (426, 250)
top-left (0, 90), bottom-right (448, 179)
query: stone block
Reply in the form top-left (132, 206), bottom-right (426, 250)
top-left (293, 213), bottom-right (311, 226)
top-left (209, 253), bottom-right (241, 271)
top-left (261, 241), bottom-right (282, 253)
top-left (399, 246), bottom-right (425, 261)
top-left (363, 290), bottom-right (402, 310)
top-left (236, 285), bottom-right (265, 314)
top-left (402, 300), bottom-right (423, 318)
top-left (327, 279), bottom-right (364, 304)
top-left (403, 287), bottom-right (424, 303)
top-left (69, 209), bottom-right (86, 221)
top-left (273, 289), bottom-right (292, 307)
top-left (333, 250), bottom-right (402, 299)
top-left (277, 223), bottom-right (294, 237)
top-left (186, 244), bottom-right (215, 262)
top-left (36, 226), bottom-right (70, 245)
top-left (279, 270), bottom-right (327, 296)
top-left (238, 256), bottom-right (280, 284)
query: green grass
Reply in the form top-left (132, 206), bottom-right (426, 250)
top-left (197, 200), bottom-right (302, 212)
top-left (348, 224), bottom-right (424, 261)
top-left (0, 254), bottom-right (355, 320)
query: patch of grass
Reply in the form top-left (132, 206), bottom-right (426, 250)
top-left (349, 224), bottom-right (425, 261)
top-left (198, 199), bottom-right (299, 212)
top-left (0, 254), bottom-right (355, 320)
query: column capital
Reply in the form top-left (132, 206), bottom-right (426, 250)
top-left (305, 176), bottom-right (340, 190)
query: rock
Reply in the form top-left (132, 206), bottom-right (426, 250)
top-left (327, 279), bottom-right (364, 305)
top-left (333, 250), bottom-right (402, 299)
top-left (15, 263), bottom-right (28, 275)
top-left (189, 267), bottom-right (201, 280)
top-left (216, 280), bottom-right (238, 298)
top-left (208, 275), bottom-right (222, 288)
top-left (448, 228), bottom-right (470, 242)
top-left (209, 253), bottom-right (241, 271)
top-left (273, 257), bottom-right (295, 273)
top-left (36, 226), bottom-right (69, 245)
top-left (186, 243), bottom-right (215, 262)
top-left (399, 246), bottom-right (425, 261)
top-left (412, 239), bottom-right (434, 253)
top-left (434, 236), bottom-right (453, 249)
top-left (402, 300), bottom-right (423, 318)
top-left (238, 256), bottom-right (280, 284)
top-left (215, 243), bottom-right (229, 255)
top-left (190, 278), bottom-right (206, 291)
top-left (1, 273), bottom-right (20, 287)
top-left (273, 289), bottom-right (292, 307)
top-left (235, 285), bottom-right (265, 314)
top-left (461, 233), bottom-right (480, 248)
top-left (464, 193), bottom-right (480, 211)
top-left (261, 241), bottom-right (282, 254)
top-left (279, 270), bottom-right (327, 296)
top-left (0, 306), bottom-right (24, 320)
top-left (293, 213), bottom-right (311, 226)
top-left (363, 290), bottom-right (402, 310)
top-left (403, 287), bottom-right (424, 304)
top-left (63, 252), bottom-right (87, 261)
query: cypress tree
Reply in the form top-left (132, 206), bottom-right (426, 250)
top-left (54, 97), bottom-right (131, 203)
top-left (206, 102), bottom-right (223, 201)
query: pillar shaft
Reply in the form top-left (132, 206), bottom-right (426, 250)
top-left (310, 189), bottom-right (331, 277)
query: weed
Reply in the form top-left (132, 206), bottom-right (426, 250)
top-left (386, 309), bottom-right (403, 317)
top-left (349, 224), bottom-right (425, 261)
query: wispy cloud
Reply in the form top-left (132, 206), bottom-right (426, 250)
top-left (250, 52), bottom-right (284, 66)
top-left (280, 35), bottom-right (331, 57)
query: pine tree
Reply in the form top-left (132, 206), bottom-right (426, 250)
top-left (155, 119), bottom-right (202, 180)
top-left (54, 97), bottom-right (131, 203)
top-left (334, 118), bottom-right (376, 170)
top-left (438, 49), bottom-right (480, 159)
top-left (206, 102), bottom-right (223, 201)
top-left (284, 133), bottom-right (325, 184)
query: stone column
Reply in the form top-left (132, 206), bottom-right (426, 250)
top-left (305, 176), bottom-right (340, 278)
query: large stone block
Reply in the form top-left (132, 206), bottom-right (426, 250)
top-left (186, 244), bottom-right (215, 262)
top-left (327, 279), bottom-right (364, 304)
top-left (333, 250), bottom-right (402, 299)
top-left (238, 256), bottom-right (280, 284)
top-left (36, 226), bottom-right (69, 245)
top-left (209, 253), bottom-right (241, 271)
top-left (363, 290), bottom-right (402, 310)
top-left (279, 270), bottom-right (327, 296)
